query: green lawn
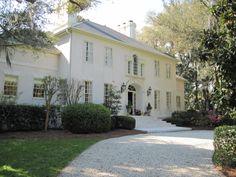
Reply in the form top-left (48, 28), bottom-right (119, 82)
top-left (0, 138), bottom-right (99, 177)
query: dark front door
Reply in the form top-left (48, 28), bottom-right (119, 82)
top-left (128, 91), bottom-right (133, 114)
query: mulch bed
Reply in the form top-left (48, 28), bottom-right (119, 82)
top-left (216, 166), bottom-right (236, 177)
top-left (0, 129), bottom-right (146, 140)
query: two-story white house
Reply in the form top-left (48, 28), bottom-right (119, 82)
top-left (0, 18), bottom-right (185, 118)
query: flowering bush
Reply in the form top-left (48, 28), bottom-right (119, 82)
top-left (208, 110), bottom-right (222, 124)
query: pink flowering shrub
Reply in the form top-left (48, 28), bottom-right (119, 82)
top-left (208, 110), bottom-right (222, 124)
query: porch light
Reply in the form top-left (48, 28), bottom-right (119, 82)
top-left (147, 86), bottom-right (152, 96)
top-left (121, 82), bottom-right (126, 93)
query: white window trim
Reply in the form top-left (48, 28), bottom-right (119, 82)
top-left (84, 41), bottom-right (93, 63)
top-left (104, 47), bottom-right (113, 66)
top-left (3, 75), bottom-right (18, 96)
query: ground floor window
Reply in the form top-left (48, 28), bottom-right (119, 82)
top-left (4, 75), bottom-right (18, 96)
top-left (84, 81), bottom-right (92, 103)
top-left (33, 79), bottom-right (44, 98)
top-left (104, 83), bottom-right (112, 104)
top-left (166, 92), bottom-right (172, 110)
top-left (176, 96), bottom-right (181, 110)
top-left (154, 90), bottom-right (160, 110)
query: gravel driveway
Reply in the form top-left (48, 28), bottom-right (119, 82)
top-left (59, 130), bottom-right (223, 177)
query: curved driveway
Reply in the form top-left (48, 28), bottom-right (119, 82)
top-left (59, 131), bottom-right (223, 177)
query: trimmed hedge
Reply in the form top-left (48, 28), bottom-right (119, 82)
top-left (112, 116), bottom-right (136, 130)
top-left (0, 105), bottom-right (45, 131)
top-left (212, 125), bottom-right (236, 167)
top-left (61, 104), bottom-right (111, 133)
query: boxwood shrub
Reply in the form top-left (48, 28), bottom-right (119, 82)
top-left (112, 116), bottom-right (136, 130)
top-left (0, 104), bottom-right (45, 131)
top-left (212, 125), bottom-right (236, 167)
top-left (61, 103), bottom-right (111, 133)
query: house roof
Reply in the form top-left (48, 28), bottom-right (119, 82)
top-left (55, 20), bottom-right (178, 62)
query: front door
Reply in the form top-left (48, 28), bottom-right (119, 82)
top-left (128, 85), bottom-right (136, 115)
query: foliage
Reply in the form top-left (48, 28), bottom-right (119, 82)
top-left (198, 1), bottom-right (236, 114)
top-left (58, 79), bottom-right (84, 105)
top-left (138, 0), bottom-right (214, 110)
top-left (61, 103), bottom-right (111, 133)
top-left (213, 125), bottom-right (236, 167)
top-left (43, 76), bottom-right (62, 131)
top-left (0, 104), bottom-right (45, 131)
top-left (103, 86), bottom-right (122, 115)
top-left (112, 116), bottom-right (136, 130)
top-left (0, 0), bottom-right (98, 65)
top-left (0, 138), bottom-right (99, 177)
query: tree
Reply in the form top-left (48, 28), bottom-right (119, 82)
top-left (198, 0), bottom-right (236, 114)
top-left (58, 79), bottom-right (84, 105)
top-left (138, 0), bottom-right (213, 110)
top-left (43, 76), bottom-right (61, 131)
top-left (103, 86), bottom-right (122, 115)
top-left (0, 0), bottom-right (98, 65)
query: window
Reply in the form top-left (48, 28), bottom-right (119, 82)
top-left (166, 92), bottom-right (172, 110)
top-left (33, 79), bottom-right (44, 98)
top-left (155, 60), bottom-right (160, 77)
top-left (166, 64), bottom-right (171, 79)
top-left (154, 90), bottom-right (160, 110)
top-left (105, 47), bottom-right (112, 66)
top-left (84, 41), bottom-right (93, 63)
top-left (176, 96), bottom-right (181, 110)
top-left (4, 75), bottom-right (18, 96)
top-left (140, 64), bottom-right (144, 77)
top-left (104, 84), bottom-right (112, 104)
top-left (128, 60), bottom-right (132, 74)
top-left (84, 81), bottom-right (92, 103)
top-left (133, 55), bottom-right (138, 75)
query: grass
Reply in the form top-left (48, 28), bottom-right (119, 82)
top-left (0, 138), bottom-right (99, 177)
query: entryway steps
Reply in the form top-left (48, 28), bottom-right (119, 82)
top-left (132, 116), bottom-right (192, 133)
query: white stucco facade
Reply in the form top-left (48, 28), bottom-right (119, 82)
top-left (0, 20), bottom-right (185, 118)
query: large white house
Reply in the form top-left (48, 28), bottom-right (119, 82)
top-left (0, 18), bottom-right (185, 118)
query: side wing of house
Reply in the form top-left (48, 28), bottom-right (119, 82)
top-left (0, 47), bottom-right (59, 105)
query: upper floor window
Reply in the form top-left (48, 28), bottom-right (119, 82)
top-left (128, 60), bottom-right (132, 74)
top-left (105, 47), bottom-right (112, 66)
top-left (155, 60), bottom-right (160, 77)
top-left (4, 75), bottom-right (18, 96)
top-left (33, 79), bottom-right (44, 98)
top-left (104, 83), bottom-right (112, 104)
top-left (133, 55), bottom-right (138, 75)
top-left (154, 90), bottom-right (160, 110)
top-left (84, 81), bottom-right (92, 103)
top-left (84, 41), bottom-right (93, 63)
top-left (166, 63), bottom-right (171, 79)
top-left (140, 63), bottom-right (144, 77)
top-left (166, 91), bottom-right (172, 110)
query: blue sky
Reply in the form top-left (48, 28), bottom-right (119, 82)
top-left (80, 0), bottom-right (164, 31)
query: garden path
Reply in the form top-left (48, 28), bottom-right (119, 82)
top-left (59, 130), bottom-right (224, 177)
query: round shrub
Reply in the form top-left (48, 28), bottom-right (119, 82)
top-left (213, 125), bottom-right (236, 167)
top-left (112, 116), bottom-right (136, 130)
top-left (61, 104), bottom-right (111, 133)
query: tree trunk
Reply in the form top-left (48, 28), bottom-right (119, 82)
top-left (44, 104), bottom-right (50, 131)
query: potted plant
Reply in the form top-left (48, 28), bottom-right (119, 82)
top-left (146, 102), bottom-right (152, 116)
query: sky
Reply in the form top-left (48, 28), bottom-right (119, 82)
top-left (79, 0), bottom-right (164, 31)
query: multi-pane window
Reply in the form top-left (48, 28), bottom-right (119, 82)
top-left (105, 47), bottom-right (112, 66)
top-left (166, 64), bottom-right (171, 79)
top-left (104, 84), bottom-right (112, 104)
top-left (133, 55), bottom-right (138, 75)
top-left (84, 41), bottom-right (93, 63)
top-left (176, 96), bottom-right (181, 110)
top-left (154, 90), bottom-right (160, 110)
top-left (128, 60), bottom-right (132, 74)
top-left (140, 64), bottom-right (144, 77)
top-left (155, 60), bottom-right (160, 77)
top-left (4, 75), bottom-right (18, 96)
top-left (84, 81), bottom-right (92, 103)
top-left (33, 79), bottom-right (44, 98)
top-left (166, 92), bottom-right (172, 110)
